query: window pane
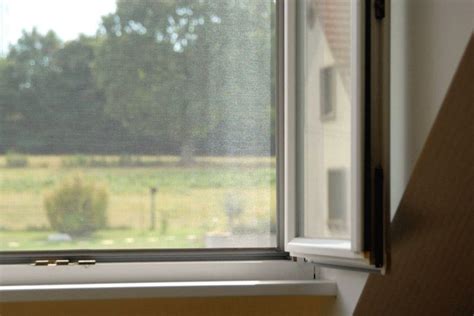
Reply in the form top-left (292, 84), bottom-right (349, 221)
top-left (296, 0), bottom-right (352, 240)
top-left (0, 0), bottom-right (276, 251)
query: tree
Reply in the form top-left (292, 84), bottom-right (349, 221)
top-left (0, 30), bottom-right (129, 154)
top-left (95, 0), bottom-right (221, 163)
top-left (0, 29), bottom-right (63, 152)
top-left (0, 58), bottom-right (19, 152)
top-left (0, 1), bottom-right (276, 158)
top-left (94, 0), bottom-right (275, 162)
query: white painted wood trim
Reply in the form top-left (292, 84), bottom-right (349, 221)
top-left (0, 280), bottom-right (337, 302)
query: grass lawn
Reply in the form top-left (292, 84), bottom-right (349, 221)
top-left (0, 229), bottom-right (206, 251)
top-left (0, 155), bottom-right (276, 251)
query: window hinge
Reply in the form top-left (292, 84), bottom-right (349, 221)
top-left (55, 259), bottom-right (70, 265)
top-left (33, 259), bottom-right (95, 266)
top-left (33, 259), bottom-right (70, 266)
top-left (33, 260), bottom-right (50, 266)
top-left (374, 0), bottom-right (385, 20)
top-left (373, 166), bottom-right (384, 268)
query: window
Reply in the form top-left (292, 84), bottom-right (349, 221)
top-left (327, 168), bottom-right (348, 234)
top-left (0, 0), bottom-right (277, 253)
top-left (285, 0), bottom-right (390, 271)
top-left (320, 66), bottom-right (337, 121)
top-left (0, 0), bottom-right (390, 294)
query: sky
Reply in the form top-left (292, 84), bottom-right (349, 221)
top-left (0, 0), bottom-right (116, 55)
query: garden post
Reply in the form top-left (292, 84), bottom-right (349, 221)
top-left (150, 187), bottom-right (157, 231)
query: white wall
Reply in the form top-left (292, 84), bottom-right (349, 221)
top-left (320, 1), bottom-right (474, 314)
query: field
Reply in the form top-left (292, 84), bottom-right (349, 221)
top-left (0, 155), bottom-right (276, 251)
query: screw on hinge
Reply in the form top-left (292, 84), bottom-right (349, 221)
top-left (374, 0), bottom-right (385, 20)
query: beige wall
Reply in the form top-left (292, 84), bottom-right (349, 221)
top-left (0, 296), bottom-right (334, 316)
top-left (320, 0), bottom-right (474, 315)
top-left (355, 33), bottom-right (473, 315)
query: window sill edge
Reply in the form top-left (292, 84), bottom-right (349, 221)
top-left (0, 280), bottom-right (337, 302)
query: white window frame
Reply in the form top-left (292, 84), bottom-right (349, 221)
top-left (283, 0), bottom-right (390, 272)
top-left (0, 0), bottom-right (389, 301)
top-left (284, 0), bottom-right (366, 264)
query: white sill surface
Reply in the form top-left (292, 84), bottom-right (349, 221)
top-left (0, 280), bottom-right (337, 302)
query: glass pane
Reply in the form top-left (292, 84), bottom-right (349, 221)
top-left (0, 0), bottom-right (276, 251)
top-left (296, 0), bottom-right (353, 240)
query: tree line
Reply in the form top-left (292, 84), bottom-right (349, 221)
top-left (0, 0), bottom-right (276, 162)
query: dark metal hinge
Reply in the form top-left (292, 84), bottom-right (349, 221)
top-left (374, 0), bottom-right (385, 20)
top-left (373, 166), bottom-right (384, 268)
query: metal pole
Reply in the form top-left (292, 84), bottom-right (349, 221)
top-left (150, 187), bottom-right (157, 231)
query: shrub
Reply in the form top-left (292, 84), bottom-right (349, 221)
top-left (118, 154), bottom-right (134, 167)
top-left (88, 156), bottom-right (110, 167)
top-left (44, 175), bottom-right (108, 237)
top-left (5, 151), bottom-right (28, 168)
top-left (61, 155), bottom-right (89, 168)
top-left (118, 154), bottom-right (144, 167)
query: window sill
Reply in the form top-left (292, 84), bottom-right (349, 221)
top-left (0, 260), bottom-right (337, 301)
top-left (0, 280), bottom-right (337, 302)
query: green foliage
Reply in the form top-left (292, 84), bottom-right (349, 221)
top-left (94, 0), bottom-right (274, 162)
top-left (44, 175), bottom-right (108, 237)
top-left (0, 228), bottom-right (207, 251)
top-left (0, 30), bottom-right (132, 154)
top-left (62, 155), bottom-right (117, 168)
top-left (0, 2), bottom-right (276, 158)
top-left (95, 0), bottom-right (213, 162)
top-left (118, 155), bottom-right (145, 167)
top-left (5, 151), bottom-right (29, 168)
top-left (2, 159), bottom-right (275, 194)
top-left (61, 154), bottom-right (157, 168)
top-left (61, 155), bottom-right (89, 168)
